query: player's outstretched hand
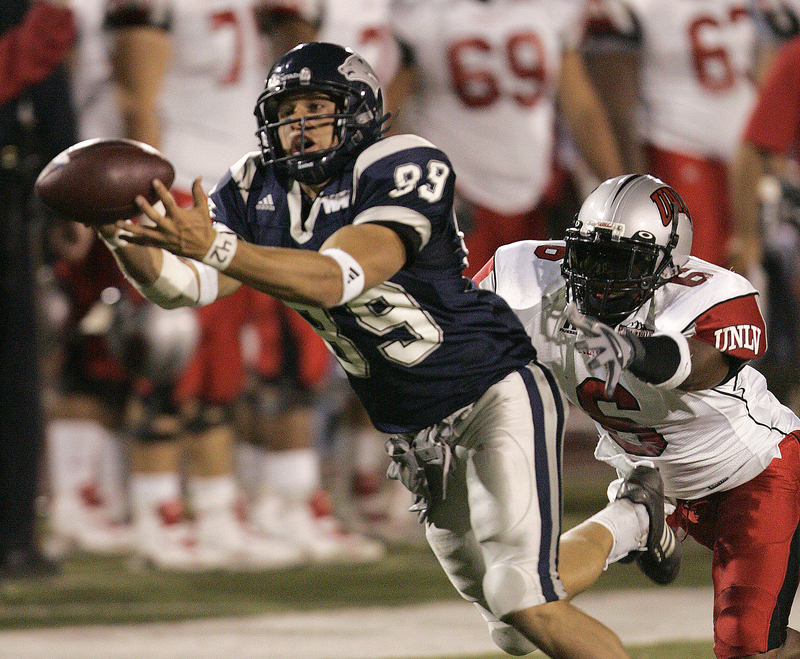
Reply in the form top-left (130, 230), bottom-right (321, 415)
top-left (113, 177), bottom-right (215, 261)
top-left (566, 303), bottom-right (634, 397)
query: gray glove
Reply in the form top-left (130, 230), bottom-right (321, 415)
top-left (566, 303), bottom-right (634, 397)
top-left (385, 431), bottom-right (453, 523)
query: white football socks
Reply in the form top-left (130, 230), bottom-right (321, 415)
top-left (588, 498), bottom-right (650, 567)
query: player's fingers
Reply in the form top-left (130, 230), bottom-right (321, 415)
top-left (604, 365), bottom-right (620, 398)
top-left (134, 193), bottom-right (167, 226)
top-left (112, 219), bottom-right (169, 247)
top-left (565, 302), bottom-right (594, 334)
top-left (604, 380), bottom-right (615, 399)
top-left (191, 177), bottom-right (208, 211)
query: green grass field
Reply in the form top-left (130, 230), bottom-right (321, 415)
top-left (0, 514), bottom-right (716, 657)
top-left (0, 451), bottom-right (717, 657)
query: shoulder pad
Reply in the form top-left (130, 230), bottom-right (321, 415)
top-left (225, 151), bottom-right (264, 190)
top-left (654, 257), bottom-right (758, 333)
top-left (353, 135), bottom-right (447, 183)
top-left (487, 240), bottom-right (566, 311)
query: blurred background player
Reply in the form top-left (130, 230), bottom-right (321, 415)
top-left (258, 0), bottom-right (400, 84)
top-left (235, 290), bottom-right (384, 563)
top-left (106, 0), bottom-right (382, 566)
top-left (385, 0), bottom-right (625, 278)
top-left (730, 31), bottom-right (800, 412)
top-left (581, 0), bottom-right (767, 267)
top-left (104, 0), bottom-right (308, 570)
top-left (41, 0), bottom-right (133, 558)
top-left (42, 218), bottom-right (134, 556)
top-left (250, 0), bottom-right (412, 546)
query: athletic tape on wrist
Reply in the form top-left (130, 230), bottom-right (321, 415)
top-left (139, 250), bottom-right (199, 309)
top-left (201, 229), bottom-right (238, 271)
top-left (320, 247), bottom-right (365, 306)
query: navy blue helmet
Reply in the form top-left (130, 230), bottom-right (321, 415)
top-left (254, 42), bottom-right (389, 185)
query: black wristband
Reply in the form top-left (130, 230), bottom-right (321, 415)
top-left (626, 333), bottom-right (683, 386)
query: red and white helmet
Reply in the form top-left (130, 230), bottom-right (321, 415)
top-left (562, 174), bottom-right (693, 325)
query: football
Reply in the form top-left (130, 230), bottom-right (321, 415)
top-left (35, 138), bottom-right (175, 227)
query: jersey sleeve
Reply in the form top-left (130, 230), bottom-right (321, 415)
top-left (474, 240), bottom-right (567, 310)
top-left (650, 259), bottom-right (766, 361)
top-left (742, 36), bottom-right (800, 155)
top-left (693, 294), bottom-right (767, 361)
top-left (207, 153), bottom-right (262, 242)
top-left (350, 135), bottom-right (456, 257)
top-left (472, 256), bottom-right (496, 289)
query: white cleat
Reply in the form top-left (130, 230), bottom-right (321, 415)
top-left (253, 494), bottom-right (386, 565)
top-left (131, 500), bottom-right (215, 572)
top-left (48, 485), bottom-right (132, 555)
top-left (194, 507), bottom-right (306, 571)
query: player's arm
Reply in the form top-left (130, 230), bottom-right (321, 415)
top-left (383, 36), bottom-right (417, 136)
top-left (580, 0), bottom-right (645, 172)
top-left (568, 305), bottom-right (747, 396)
top-left (253, 1), bottom-right (320, 59)
top-left (556, 48), bottom-right (625, 180)
top-left (681, 338), bottom-right (735, 391)
top-left (581, 49), bottom-right (643, 173)
top-left (728, 140), bottom-right (771, 276)
top-left (107, 177), bottom-right (407, 309)
top-left (96, 179), bottom-right (242, 309)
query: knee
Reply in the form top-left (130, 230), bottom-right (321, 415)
top-left (483, 562), bottom-right (540, 619)
top-left (715, 585), bottom-right (778, 659)
top-left (477, 600), bottom-right (538, 655)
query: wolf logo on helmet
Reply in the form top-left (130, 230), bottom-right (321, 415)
top-left (338, 53), bottom-right (381, 98)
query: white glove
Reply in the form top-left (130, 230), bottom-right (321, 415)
top-left (566, 303), bottom-right (635, 397)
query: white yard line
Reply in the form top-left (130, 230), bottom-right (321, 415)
top-left (0, 587), bottom-right (724, 659)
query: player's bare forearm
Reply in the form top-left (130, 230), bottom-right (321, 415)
top-left (558, 52), bottom-right (625, 179)
top-left (96, 223), bottom-right (162, 284)
top-left (110, 26), bottom-right (171, 148)
top-left (224, 241), bottom-right (345, 307)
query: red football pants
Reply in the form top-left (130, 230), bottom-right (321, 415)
top-left (669, 432), bottom-right (800, 659)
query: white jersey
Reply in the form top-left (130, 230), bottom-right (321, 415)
top-left (71, 0), bottom-right (123, 139)
top-left (156, 0), bottom-right (267, 192)
top-left (590, 0), bottom-right (758, 161)
top-left (390, 0), bottom-right (585, 214)
top-left (477, 240), bottom-right (800, 501)
top-left (260, 0), bottom-right (400, 85)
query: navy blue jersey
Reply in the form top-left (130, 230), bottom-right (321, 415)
top-left (209, 134), bottom-right (536, 433)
